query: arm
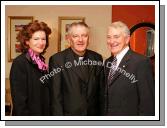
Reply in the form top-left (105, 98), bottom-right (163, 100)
top-left (97, 55), bottom-right (105, 115)
top-left (99, 64), bottom-right (105, 115)
top-left (137, 58), bottom-right (155, 115)
top-left (49, 56), bottom-right (63, 115)
top-left (10, 59), bottom-right (29, 115)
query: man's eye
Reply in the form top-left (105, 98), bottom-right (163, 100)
top-left (114, 35), bottom-right (120, 38)
top-left (73, 35), bottom-right (78, 38)
top-left (82, 34), bottom-right (88, 38)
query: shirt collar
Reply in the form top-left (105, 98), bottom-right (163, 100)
top-left (115, 46), bottom-right (129, 67)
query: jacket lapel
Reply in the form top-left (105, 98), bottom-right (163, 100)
top-left (107, 50), bottom-right (131, 86)
top-left (104, 57), bottom-right (112, 85)
top-left (85, 51), bottom-right (95, 76)
top-left (65, 48), bottom-right (89, 83)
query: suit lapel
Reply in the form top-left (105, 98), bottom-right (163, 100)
top-left (107, 50), bottom-right (131, 86)
top-left (65, 48), bottom-right (90, 83)
top-left (104, 57), bottom-right (113, 85)
top-left (85, 51), bottom-right (95, 75)
top-left (81, 50), bottom-right (96, 84)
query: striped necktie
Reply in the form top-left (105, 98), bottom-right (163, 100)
top-left (107, 57), bottom-right (117, 85)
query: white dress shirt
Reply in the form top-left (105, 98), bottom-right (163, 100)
top-left (115, 46), bottom-right (129, 69)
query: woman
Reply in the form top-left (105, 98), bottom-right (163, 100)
top-left (10, 20), bottom-right (51, 116)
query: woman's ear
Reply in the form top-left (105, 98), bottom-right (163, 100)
top-left (25, 41), bottom-right (29, 45)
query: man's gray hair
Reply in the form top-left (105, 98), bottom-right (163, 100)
top-left (109, 21), bottom-right (130, 36)
top-left (67, 22), bottom-right (90, 35)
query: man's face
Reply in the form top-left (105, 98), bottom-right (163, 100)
top-left (68, 25), bottom-right (89, 56)
top-left (107, 27), bottom-right (130, 56)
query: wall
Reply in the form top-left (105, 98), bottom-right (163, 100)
top-left (112, 5), bottom-right (155, 55)
top-left (5, 5), bottom-right (111, 78)
top-left (112, 5), bottom-right (155, 28)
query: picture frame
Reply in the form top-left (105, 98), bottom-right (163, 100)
top-left (58, 16), bottom-right (85, 51)
top-left (7, 16), bottom-right (33, 62)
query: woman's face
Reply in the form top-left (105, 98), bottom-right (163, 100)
top-left (26, 30), bottom-right (46, 54)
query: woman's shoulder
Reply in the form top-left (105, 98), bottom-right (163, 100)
top-left (10, 53), bottom-right (29, 73)
top-left (12, 53), bottom-right (28, 65)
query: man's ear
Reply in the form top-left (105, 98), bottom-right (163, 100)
top-left (126, 35), bottom-right (130, 45)
top-left (66, 35), bottom-right (72, 46)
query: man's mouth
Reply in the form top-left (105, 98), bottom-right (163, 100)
top-left (110, 43), bottom-right (119, 48)
top-left (77, 43), bottom-right (84, 46)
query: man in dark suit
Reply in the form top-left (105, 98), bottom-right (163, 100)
top-left (49, 22), bottom-right (104, 116)
top-left (104, 21), bottom-right (154, 116)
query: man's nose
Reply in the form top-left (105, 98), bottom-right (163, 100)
top-left (78, 36), bottom-right (83, 41)
top-left (108, 38), bottom-right (115, 43)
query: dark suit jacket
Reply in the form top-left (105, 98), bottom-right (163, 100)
top-left (104, 50), bottom-right (155, 116)
top-left (10, 53), bottom-right (50, 116)
top-left (49, 48), bottom-right (104, 116)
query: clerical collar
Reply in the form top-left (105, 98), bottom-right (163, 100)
top-left (70, 48), bottom-right (87, 60)
top-left (79, 57), bottom-right (84, 61)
